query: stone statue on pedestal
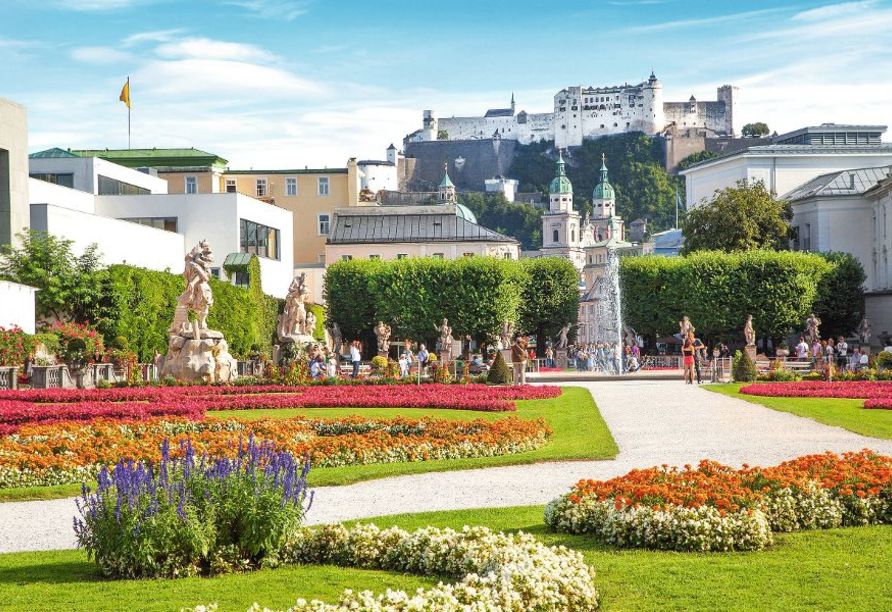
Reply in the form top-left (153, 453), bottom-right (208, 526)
top-left (327, 321), bottom-right (343, 355)
top-left (805, 313), bottom-right (821, 344)
top-left (499, 321), bottom-right (514, 350)
top-left (857, 316), bottom-right (872, 345)
top-left (161, 240), bottom-right (237, 383)
top-left (679, 316), bottom-right (693, 338)
top-left (374, 320), bottom-right (392, 355)
top-left (278, 274), bottom-right (313, 342)
top-left (434, 318), bottom-right (454, 362)
top-left (556, 323), bottom-right (572, 350)
top-left (744, 314), bottom-right (756, 347)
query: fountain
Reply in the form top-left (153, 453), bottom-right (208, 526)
top-left (602, 246), bottom-right (625, 375)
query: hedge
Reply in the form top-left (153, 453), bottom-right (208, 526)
top-left (324, 257), bottom-right (573, 348)
top-left (619, 250), bottom-right (848, 342)
top-left (91, 257), bottom-right (282, 361)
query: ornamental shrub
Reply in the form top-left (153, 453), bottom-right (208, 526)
top-left (49, 321), bottom-right (104, 366)
top-left (488, 351), bottom-right (511, 384)
top-left (370, 355), bottom-right (388, 372)
top-left (876, 351), bottom-right (892, 371)
top-left (74, 438), bottom-right (312, 578)
top-left (733, 349), bottom-right (757, 383)
top-left (0, 326), bottom-right (33, 367)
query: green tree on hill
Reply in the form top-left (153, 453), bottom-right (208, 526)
top-left (742, 122), bottom-right (770, 138)
top-left (458, 192), bottom-right (542, 250)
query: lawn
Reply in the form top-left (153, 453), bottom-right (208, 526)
top-left (1, 505), bottom-right (889, 611)
top-left (707, 383), bottom-right (892, 440)
top-left (0, 386), bottom-right (618, 502)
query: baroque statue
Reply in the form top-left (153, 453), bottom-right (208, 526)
top-left (277, 273), bottom-right (312, 342)
top-left (555, 323), bottom-right (573, 350)
top-left (857, 316), bottom-right (872, 345)
top-left (169, 240), bottom-right (215, 339)
top-left (500, 320), bottom-right (514, 349)
top-left (805, 313), bottom-right (821, 344)
top-left (327, 321), bottom-right (343, 354)
top-left (744, 315), bottom-right (756, 347)
top-left (678, 316), bottom-right (694, 338)
top-left (374, 320), bottom-right (392, 355)
top-left (434, 318), bottom-right (454, 361)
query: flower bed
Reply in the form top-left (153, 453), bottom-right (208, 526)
top-left (0, 385), bottom-right (561, 431)
top-left (193, 524), bottom-right (598, 611)
top-left (740, 381), bottom-right (892, 400)
top-left (544, 450), bottom-right (892, 551)
top-left (0, 415), bottom-right (551, 488)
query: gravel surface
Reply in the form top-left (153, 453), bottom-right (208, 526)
top-left (2, 380), bottom-right (891, 553)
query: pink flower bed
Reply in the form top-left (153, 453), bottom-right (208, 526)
top-left (0, 384), bottom-right (561, 432)
top-left (740, 381), bottom-right (892, 400)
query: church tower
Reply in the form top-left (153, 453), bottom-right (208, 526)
top-left (438, 162), bottom-right (456, 204)
top-left (542, 150), bottom-right (585, 270)
top-left (591, 154), bottom-right (623, 241)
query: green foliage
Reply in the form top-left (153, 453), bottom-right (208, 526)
top-left (487, 350), bottom-right (511, 384)
top-left (307, 303), bottom-right (326, 342)
top-left (875, 351), bottom-right (892, 371)
top-left (681, 181), bottom-right (792, 253)
top-left (370, 355), bottom-right (388, 372)
top-left (812, 252), bottom-right (866, 338)
top-left (517, 258), bottom-right (579, 352)
top-left (0, 326), bottom-right (34, 367)
top-left (48, 321), bottom-right (105, 366)
top-left (676, 150), bottom-right (719, 171)
top-left (32, 332), bottom-right (60, 356)
top-left (322, 259), bottom-right (382, 341)
top-left (458, 192), bottom-right (542, 250)
top-left (733, 350), bottom-right (757, 382)
top-left (620, 250), bottom-right (834, 341)
top-left (91, 260), bottom-right (281, 361)
top-left (0, 230), bottom-right (104, 323)
top-left (742, 122), bottom-right (770, 138)
top-left (507, 133), bottom-right (682, 231)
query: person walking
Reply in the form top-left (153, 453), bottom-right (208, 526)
top-left (692, 334), bottom-right (706, 384)
top-left (511, 336), bottom-right (528, 385)
top-left (350, 340), bottom-right (361, 378)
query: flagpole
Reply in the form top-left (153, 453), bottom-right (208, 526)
top-left (127, 76), bottom-right (131, 149)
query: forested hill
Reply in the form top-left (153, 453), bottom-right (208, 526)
top-left (508, 133), bottom-right (683, 231)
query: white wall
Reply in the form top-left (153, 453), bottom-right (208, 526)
top-left (0, 98), bottom-right (29, 246)
top-left (683, 152), bottom-right (892, 207)
top-left (0, 280), bottom-right (36, 334)
top-left (30, 203), bottom-right (184, 272)
top-left (28, 156), bottom-right (167, 195)
top-left (96, 193), bottom-right (294, 298)
top-left (358, 162), bottom-right (397, 192)
top-left (28, 177), bottom-right (96, 213)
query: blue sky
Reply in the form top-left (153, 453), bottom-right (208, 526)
top-left (2, 0), bottom-right (891, 167)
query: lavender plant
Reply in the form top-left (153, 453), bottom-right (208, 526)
top-left (74, 436), bottom-right (312, 579)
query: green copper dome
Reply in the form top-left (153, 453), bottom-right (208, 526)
top-left (549, 151), bottom-right (572, 195)
top-left (593, 154), bottom-right (615, 200)
top-left (455, 203), bottom-right (478, 224)
top-left (439, 172), bottom-right (454, 189)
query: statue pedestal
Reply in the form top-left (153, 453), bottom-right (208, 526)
top-left (556, 349), bottom-right (568, 370)
top-left (745, 345), bottom-right (757, 362)
top-left (161, 332), bottom-right (237, 383)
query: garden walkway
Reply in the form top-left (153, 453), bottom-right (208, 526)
top-left (3, 380), bottom-right (892, 553)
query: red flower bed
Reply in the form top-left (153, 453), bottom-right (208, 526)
top-left (740, 381), bottom-right (892, 400)
top-left (0, 384), bottom-right (561, 432)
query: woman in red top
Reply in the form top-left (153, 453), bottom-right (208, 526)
top-left (682, 332), bottom-right (696, 384)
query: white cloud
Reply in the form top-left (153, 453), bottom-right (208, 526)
top-left (122, 29), bottom-right (185, 47)
top-left (155, 37), bottom-right (276, 62)
top-left (792, 0), bottom-right (876, 22)
top-left (50, 0), bottom-right (165, 10)
top-left (225, 0), bottom-right (311, 21)
top-left (71, 46), bottom-right (133, 64)
top-left (625, 7), bottom-right (790, 33)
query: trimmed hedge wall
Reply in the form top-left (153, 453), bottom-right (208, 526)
top-left (92, 257), bottom-right (282, 361)
top-left (620, 250), bottom-right (864, 342)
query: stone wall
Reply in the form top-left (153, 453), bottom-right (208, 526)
top-left (403, 139), bottom-right (518, 191)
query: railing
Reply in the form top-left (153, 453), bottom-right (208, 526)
top-left (91, 363), bottom-right (117, 386)
top-left (31, 365), bottom-right (75, 389)
top-left (641, 355), bottom-right (684, 370)
top-left (237, 360), bottom-right (265, 377)
top-left (0, 367), bottom-right (18, 390)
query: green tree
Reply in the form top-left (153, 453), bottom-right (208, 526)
top-left (681, 181), bottom-right (792, 254)
top-left (459, 192), bottom-right (543, 250)
top-left (0, 230), bottom-right (104, 323)
top-left (677, 150), bottom-right (719, 171)
top-left (517, 258), bottom-right (579, 355)
top-left (812, 252), bottom-right (866, 339)
top-left (742, 122), bottom-right (770, 138)
top-left (322, 259), bottom-right (382, 341)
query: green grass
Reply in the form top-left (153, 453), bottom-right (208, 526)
top-left (0, 387), bottom-right (618, 502)
top-left (707, 383), bottom-right (892, 440)
top-left (1, 505), bottom-right (890, 611)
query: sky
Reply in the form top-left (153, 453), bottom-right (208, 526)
top-left (2, 0), bottom-right (891, 168)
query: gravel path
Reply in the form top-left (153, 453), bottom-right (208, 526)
top-left (3, 381), bottom-right (892, 553)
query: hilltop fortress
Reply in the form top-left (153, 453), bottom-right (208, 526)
top-left (410, 73), bottom-right (738, 148)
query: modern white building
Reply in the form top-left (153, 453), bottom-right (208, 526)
top-left (28, 148), bottom-right (168, 195)
top-left (0, 280), bottom-right (37, 334)
top-left (0, 98), bottom-right (29, 247)
top-left (680, 125), bottom-right (892, 206)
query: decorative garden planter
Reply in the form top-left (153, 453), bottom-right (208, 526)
top-left (30, 365), bottom-right (76, 389)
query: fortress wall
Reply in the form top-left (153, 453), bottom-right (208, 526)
top-left (403, 139), bottom-right (518, 191)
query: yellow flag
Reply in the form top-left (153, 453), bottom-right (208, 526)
top-left (119, 78), bottom-right (131, 109)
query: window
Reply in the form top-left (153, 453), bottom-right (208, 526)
top-left (121, 217), bottom-right (178, 232)
top-left (342, 255), bottom-right (352, 261)
top-left (225, 179), bottom-right (237, 193)
top-left (286, 177), bottom-right (297, 196)
top-left (239, 218), bottom-right (280, 260)
top-left (463, 252), bottom-right (474, 257)
top-left (432, 252), bottom-right (444, 259)
top-left (255, 178), bottom-right (268, 197)
top-left (185, 176), bottom-right (197, 194)
top-left (30, 172), bottom-right (74, 188)
top-left (397, 253), bottom-right (408, 259)
top-left (801, 224), bottom-right (811, 252)
top-left (503, 252), bottom-right (512, 259)
top-left (317, 213), bottom-right (330, 235)
top-left (97, 175), bottom-right (149, 195)
top-left (210, 267), bottom-right (221, 280)
top-left (369, 254), bottom-right (380, 260)
top-left (318, 176), bottom-right (330, 196)
top-left (234, 271), bottom-right (249, 288)
top-left (571, 229), bottom-right (576, 242)
top-left (553, 229), bottom-right (559, 243)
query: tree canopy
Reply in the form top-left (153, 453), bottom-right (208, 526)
top-left (517, 258), bottom-right (580, 353)
top-left (458, 192), bottom-right (543, 250)
top-left (681, 181), bottom-right (792, 254)
top-left (742, 122), bottom-right (770, 138)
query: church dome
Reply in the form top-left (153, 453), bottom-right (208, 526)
top-left (549, 150), bottom-right (573, 195)
top-left (593, 155), bottom-right (615, 200)
top-left (455, 203), bottom-right (477, 224)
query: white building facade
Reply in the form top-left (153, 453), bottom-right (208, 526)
top-left (28, 149), bottom-right (168, 195)
top-left (414, 75), bottom-right (737, 148)
top-left (0, 280), bottom-right (37, 334)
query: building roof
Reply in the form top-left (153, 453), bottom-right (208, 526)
top-left (679, 143), bottom-right (892, 174)
top-left (439, 171), bottom-right (455, 188)
top-left (327, 206), bottom-right (516, 245)
top-left (484, 108), bottom-right (514, 117)
top-left (357, 160), bottom-right (395, 166)
top-left (785, 166), bottom-right (891, 201)
top-left (29, 147), bottom-right (80, 158)
top-left (593, 155), bottom-right (615, 200)
top-left (773, 123), bottom-right (886, 144)
top-left (70, 147), bottom-right (229, 170)
top-left (225, 167), bottom-right (348, 175)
